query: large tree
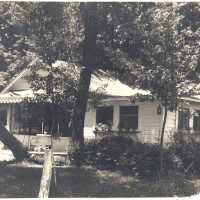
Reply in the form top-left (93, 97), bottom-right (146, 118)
top-left (2, 2), bottom-right (200, 161)
top-left (25, 2), bottom-right (99, 147)
top-left (26, 3), bottom-right (77, 136)
top-left (128, 3), bottom-right (200, 175)
top-left (71, 3), bottom-right (98, 147)
top-left (0, 122), bottom-right (28, 161)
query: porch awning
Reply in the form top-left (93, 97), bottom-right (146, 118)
top-left (0, 90), bottom-right (35, 103)
top-left (180, 96), bottom-right (200, 103)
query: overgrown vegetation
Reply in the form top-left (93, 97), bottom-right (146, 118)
top-left (71, 134), bottom-right (200, 179)
top-left (170, 131), bottom-right (200, 176)
top-left (1, 2), bottom-right (200, 176)
top-left (70, 136), bottom-right (175, 178)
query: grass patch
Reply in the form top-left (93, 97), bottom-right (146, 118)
top-left (50, 166), bottom-right (199, 197)
top-left (0, 164), bottom-right (199, 197)
top-left (0, 165), bottom-right (41, 198)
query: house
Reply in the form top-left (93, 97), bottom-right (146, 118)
top-left (1, 65), bottom-right (200, 151)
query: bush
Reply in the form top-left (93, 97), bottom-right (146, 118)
top-left (170, 132), bottom-right (200, 176)
top-left (70, 136), bottom-right (175, 178)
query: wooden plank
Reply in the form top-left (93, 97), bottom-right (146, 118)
top-left (38, 149), bottom-right (53, 198)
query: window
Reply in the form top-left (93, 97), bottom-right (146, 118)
top-left (193, 110), bottom-right (200, 131)
top-left (119, 106), bottom-right (138, 130)
top-left (96, 106), bottom-right (113, 126)
top-left (0, 110), bottom-right (7, 126)
top-left (178, 109), bottom-right (190, 130)
top-left (15, 104), bottom-right (42, 135)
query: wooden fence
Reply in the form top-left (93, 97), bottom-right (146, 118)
top-left (38, 149), bottom-right (54, 198)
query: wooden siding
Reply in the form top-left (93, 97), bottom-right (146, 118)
top-left (84, 101), bottom-right (163, 143)
top-left (84, 104), bottom-right (96, 139)
top-left (138, 102), bottom-right (162, 143)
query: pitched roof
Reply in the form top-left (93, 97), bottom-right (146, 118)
top-left (1, 60), bottom-right (200, 104)
top-left (1, 58), bottom-right (38, 94)
top-left (90, 72), bottom-right (149, 97)
top-left (0, 64), bottom-right (149, 104)
top-left (0, 90), bottom-right (34, 103)
top-left (180, 96), bottom-right (200, 103)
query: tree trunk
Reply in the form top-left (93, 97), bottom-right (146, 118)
top-left (72, 3), bottom-right (97, 148)
top-left (159, 104), bottom-right (168, 177)
top-left (72, 69), bottom-right (92, 147)
top-left (0, 122), bottom-right (29, 161)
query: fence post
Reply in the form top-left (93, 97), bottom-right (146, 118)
top-left (38, 149), bottom-right (53, 198)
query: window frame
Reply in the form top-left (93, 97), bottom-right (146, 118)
top-left (119, 105), bottom-right (138, 130)
top-left (178, 108), bottom-right (190, 130)
top-left (96, 106), bottom-right (114, 126)
top-left (0, 109), bottom-right (7, 126)
top-left (193, 110), bottom-right (200, 131)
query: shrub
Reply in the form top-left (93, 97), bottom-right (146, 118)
top-left (170, 131), bottom-right (200, 176)
top-left (70, 136), bottom-right (175, 178)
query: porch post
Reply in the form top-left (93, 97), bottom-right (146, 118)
top-left (158, 105), bottom-right (167, 144)
top-left (175, 109), bottom-right (178, 131)
top-left (113, 105), bottom-right (119, 131)
top-left (189, 107), bottom-right (194, 131)
top-left (7, 104), bottom-right (12, 132)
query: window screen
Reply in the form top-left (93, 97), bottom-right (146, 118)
top-left (119, 106), bottom-right (138, 130)
top-left (193, 110), bottom-right (200, 131)
top-left (96, 106), bottom-right (113, 126)
top-left (0, 110), bottom-right (7, 126)
top-left (178, 109), bottom-right (190, 130)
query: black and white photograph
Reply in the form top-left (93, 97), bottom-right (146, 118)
top-left (0, 1), bottom-right (200, 198)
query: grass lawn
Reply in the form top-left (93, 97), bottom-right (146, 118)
top-left (0, 165), bottom-right (41, 198)
top-left (0, 164), bottom-right (200, 197)
top-left (50, 166), bottom-right (200, 197)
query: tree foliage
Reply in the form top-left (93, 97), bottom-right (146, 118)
top-left (130, 3), bottom-right (200, 175)
top-left (0, 2), bottom-right (36, 90)
top-left (27, 2), bottom-right (83, 65)
top-left (1, 2), bottom-right (200, 154)
top-left (26, 61), bottom-right (80, 135)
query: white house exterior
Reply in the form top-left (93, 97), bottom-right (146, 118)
top-left (1, 67), bottom-right (200, 151)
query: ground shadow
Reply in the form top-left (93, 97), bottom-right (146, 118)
top-left (0, 165), bottom-right (41, 198)
top-left (50, 166), bottom-right (197, 197)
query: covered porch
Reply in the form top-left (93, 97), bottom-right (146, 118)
top-left (0, 90), bottom-right (72, 152)
top-left (0, 90), bottom-right (71, 136)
